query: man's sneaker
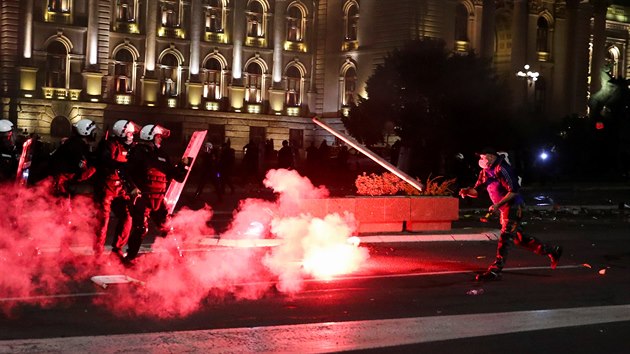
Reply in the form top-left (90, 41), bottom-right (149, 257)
top-left (549, 246), bottom-right (563, 269)
top-left (475, 270), bottom-right (501, 281)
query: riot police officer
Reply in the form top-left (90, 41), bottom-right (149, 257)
top-left (94, 119), bottom-right (140, 257)
top-left (49, 119), bottom-right (98, 196)
top-left (124, 124), bottom-right (188, 263)
top-left (0, 119), bottom-right (18, 182)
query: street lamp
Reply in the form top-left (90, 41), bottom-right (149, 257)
top-left (516, 64), bottom-right (540, 87)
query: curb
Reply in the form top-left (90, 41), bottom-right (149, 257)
top-left (197, 230), bottom-right (500, 248)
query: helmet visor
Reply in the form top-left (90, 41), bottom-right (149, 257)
top-left (152, 125), bottom-right (171, 139)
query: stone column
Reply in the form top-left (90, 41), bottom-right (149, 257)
top-left (564, 0), bottom-right (579, 112)
top-left (590, 0), bottom-right (610, 96)
top-left (145, 0), bottom-right (158, 72)
top-left (229, 0), bottom-right (246, 110)
top-left (86, 0), bottom-right (99, 66)
top-left (231, 0), bottom-right (246, 80)
top-left (272, 0), bottom-right (287, 84)
top-left (480, 0), bottom-right (496, 60)
top-left (142, 0), bottom-right (159, 105)
top-left (190, 0), bottom-right (202, 76)
top-left (23, 0), bottom-right (34, 59)
top-left (511, 0), bottom-right (528, 109)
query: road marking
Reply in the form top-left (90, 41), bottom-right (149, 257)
top-left (0, 292), bottom-right (107, 302)
top-left (0, 264), bottom-right (587, 302)
top-left (1, 304), bottom-right (629, 353)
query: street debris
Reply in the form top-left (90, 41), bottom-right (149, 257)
top-left (466, 288), bottom-right (485, 296)
top-left (91, 275), bottom-right (145, 289)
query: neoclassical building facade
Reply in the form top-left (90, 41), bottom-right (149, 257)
top-left (0, 0), bottom-right (629, 154)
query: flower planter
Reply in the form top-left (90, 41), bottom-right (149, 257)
top-left (301, 196), bottom-right (459, 234)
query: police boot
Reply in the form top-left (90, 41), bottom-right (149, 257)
top-left (475, 270), bottom-right (502, 281)
top-left (549, 245), bottom-right (563, 269)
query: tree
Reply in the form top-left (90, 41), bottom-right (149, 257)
top-left (342, 38), bottom-right (513, 177)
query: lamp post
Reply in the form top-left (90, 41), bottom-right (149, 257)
top-left (516, 64), bottom-right (540, 86)
top-left (516, 64), bottom-right (540, 111)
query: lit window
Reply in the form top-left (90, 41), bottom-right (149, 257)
top-left (117, 0), bottom-right (136, 22)
top-left (114, 49), bottom-right (134, 94)
top-left (46, 41), bottom-right (67, 88)
top-left (245, 62), bottom-right (263, 103)
top-left (203, 57), bottom-right (223, 101)
top-left (48, 0), bottom-right (70, 13)
top-left (286, 5), bottom-right (304, 42)
top-left (285, 66), bottom-right (302, 107)
top-left (205, 0), bottom-right (224, 32)
top-left (344, 1), bottom-right (358, 41)
top-left (341, 65), bottom-right (357, 107)
top-left (247, 1), bottom-right (265, 38)
top-left (160, 53), bottom-right (180, 98)
top-left (161, 1), bottom-right (180, 28)
top-left (536, 17), bottom-right (549, 53)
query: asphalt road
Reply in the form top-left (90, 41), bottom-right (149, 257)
top-left (1, 211), bottom-right (629, 353)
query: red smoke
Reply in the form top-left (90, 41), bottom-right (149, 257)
top-left (1, 169), bottom-right (368, 318)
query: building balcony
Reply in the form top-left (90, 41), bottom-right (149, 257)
top-left (112, 21), bottom-right (140, 34)
top-left (342, 39), bottom-right (358, 52)
top-left (204, 31), bottom-right (227, 43)
top-left (246, 102), bottom-right (262, 114)
top-left (115, 93), bottom-right (134, 105)
top-left (286, 106), bottom-right (300, 116)
top-left (537, 51), bottom-right (550, 62)
top-left (245, 36), bottom-right (267, 48)
top-left (44, 11), bottom-right (72, 24)
top-left (42, 87), bottom-right (81, 100)
top-left (284, 40), bottom-right (307, 52)
top-left (158, 26), bottom-right (186, 39)
top-left (455, 40), bottom-right (469, 53)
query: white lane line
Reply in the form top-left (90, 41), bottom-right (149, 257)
top-left (2, 304), bottom-right (629, 353)
top-left (0, 264), bottom-right (587, 303)
top-left (0, 292), bottom-right (107, 302)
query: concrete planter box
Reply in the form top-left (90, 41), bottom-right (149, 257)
top-left (302, 196), bottom-right (459, 234)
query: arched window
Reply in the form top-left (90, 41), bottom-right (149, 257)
top-left (161, 1), bottom-right (180, 28)
top-left (247, 1), bottom-right (265, 38)
top-left (341, 64), bottom-right (357, 107)
top-left (494, 12), bottom-right (512, 71)
top-left (536, 17), bottom-right (549, 53)
top-left (344, 1), bottom-right (358, 41)
top-left (203, 57), bottom-right (223, 100)
top-left (160, 53), bottom-right (180, 97)
top-left (455, 3), bottom-right (469, 42)
top-left (50, 116), bottom-right (72, 138)
top-left (245, 62), bottom-right (264, 103)
top-left (117, 0), bottom-right (136, 22)
top-left (46, 41), bottom-right (67, 88)
top-left (205, 0), bottom-right (224, 32)
top-left (114, 49), bottom-right (134, 93)
top-left (285, 66), bottom-right (302, 106)
top-left (48, 0), bottom-right (70, 13)
top-left (606, 45), bottom-right (621, 79)
top-left (286, 4), bottom-right (305, 42)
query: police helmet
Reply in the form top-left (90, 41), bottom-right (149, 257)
top-left (112, 119), bottom-right (140, 138)
top-left (139, 124), bottom-right (171, 141)
top-left (74, 119), bottom-right (97, 137)
top-left (0, 119), bottom-right (13, 134)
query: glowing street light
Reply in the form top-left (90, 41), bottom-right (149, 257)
top-left (516, 64), bottom-right (540, 86)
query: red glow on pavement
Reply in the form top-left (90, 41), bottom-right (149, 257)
top-left (0, 180), bottom-right (99, 315)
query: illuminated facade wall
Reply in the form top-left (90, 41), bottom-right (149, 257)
top-left (0, 0), bottom-right (629, 151)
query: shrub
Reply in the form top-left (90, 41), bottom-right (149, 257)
top-left (355, 172), bottom-right (455, 196)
